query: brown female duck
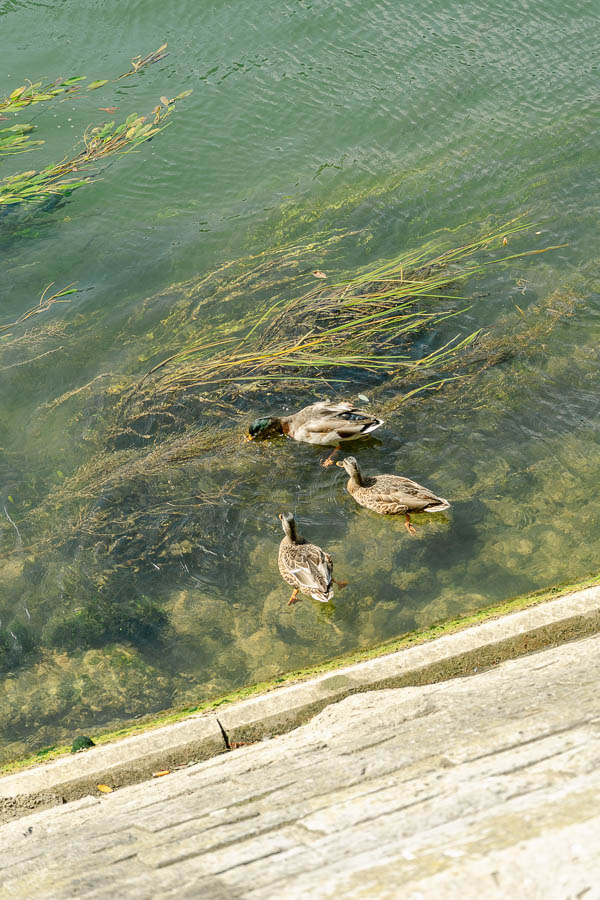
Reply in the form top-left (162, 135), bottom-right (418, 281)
top-left (278, 512), bottom-right (346, 604)
top-left (336, 456), bottom-right (450, 534)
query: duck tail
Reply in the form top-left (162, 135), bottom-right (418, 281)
top-left (427, 497), bottom-right (451, 512)
top-left (360, 417), bottom-right (384, 435)
top-left (311, 587), bottom-right (334, 603)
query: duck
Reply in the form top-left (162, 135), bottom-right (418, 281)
top-left (248, 400), bottom-right (384, 466)
top-left (278, 512), bottom-right (346, 604)
top-left (336, 456), bottom-right (450, 534)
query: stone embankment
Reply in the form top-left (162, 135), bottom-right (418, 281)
top-left (1, 586), bottom-right (600, 897)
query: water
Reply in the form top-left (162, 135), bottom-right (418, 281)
top-left (1, 0), bottom-right (599, 762)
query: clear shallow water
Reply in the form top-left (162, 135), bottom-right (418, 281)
top-left (0, 0), bottom-right (599, 761)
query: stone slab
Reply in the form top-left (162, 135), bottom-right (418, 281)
top-left (0, 713), bottom-right (225, 823)
top-left (1, 583), bottom-right (599, 825)
top-left (216, 584), bottom-right (600, 741)
top-left (1, 632), bottom-right (599, 898)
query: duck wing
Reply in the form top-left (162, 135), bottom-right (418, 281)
top-left (292, 401), bottom-right (384, 443)
top-left (288, 542), bottom-right (334, 601)
top-left (371, 474), bottom-right (450, 511)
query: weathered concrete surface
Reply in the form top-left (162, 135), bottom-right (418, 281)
top-left (0, 715), bottom-right (225, 824)
top-left (3, 583), bottom-right (600, 825)
top-left (217, 582), bottom-right (600, 744)
top-left (1, 632), bottom-right (599, 899)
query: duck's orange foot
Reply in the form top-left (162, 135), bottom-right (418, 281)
top-left (287, 588), bottom-right (301, 606)
top-left (321, 445), bottom-right (341, 467)
top-left (405, 514), bottom-right (417, 535)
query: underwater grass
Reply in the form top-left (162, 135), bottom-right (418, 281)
top-left (139, 217), bottom-right (561, 403)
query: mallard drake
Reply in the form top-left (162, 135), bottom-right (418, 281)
top-left (278, 512), bottom-right (346, 604)
top-left (336, 456), bottom-right (450, 534)
top-left (248, 401), bottom-right (384, 466)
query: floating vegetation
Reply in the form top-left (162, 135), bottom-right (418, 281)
top-left (118, 43), bottom-right (169, 80)
top-left (0, 282), bottom-right (78, 335)
top-left (0, 96), bottom-right (189, 208)
top-left (0, 122), bottom-right (42, 158)
top-left (0, 43), bottom-right (169, 117)
top-left (0, 43), bottom-right (189, 209)
top-left (0, 75), bottom-right (89, 117)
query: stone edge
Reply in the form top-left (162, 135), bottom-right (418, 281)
top-left (1, 584), bottom-right (599, 824)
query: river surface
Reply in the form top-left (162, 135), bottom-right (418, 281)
top-left (1, 0), bottom-right (598, 762)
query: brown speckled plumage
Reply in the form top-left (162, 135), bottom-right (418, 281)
top-left (278, 513), bottom-right (334, 602)
top-left (337, 456), bottom-right (450, 517)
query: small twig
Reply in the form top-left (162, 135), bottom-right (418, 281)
top-left (3, 505), bottom-right (23, 549)
top-left (0, 283), bottom-right (78, 334)
top-left (118, 43), bottom-right (169, 79)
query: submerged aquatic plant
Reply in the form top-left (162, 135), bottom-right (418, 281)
top-left (139, 217), bottom-right (559, 404)
top-left (2, 222), bottom-right (562, 610)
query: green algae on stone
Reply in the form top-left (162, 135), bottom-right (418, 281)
top-left (70, 735), bottom-right (95, 753)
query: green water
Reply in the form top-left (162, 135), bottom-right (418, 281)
top-left (1, 0), bottom-right (599, 762)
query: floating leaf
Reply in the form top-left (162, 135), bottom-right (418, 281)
top-left (173, 90), bottom-right (193, 100)
top-left (152, 770), bottom-right (170, 777)
top-left (7, 495), bottom-right (13, 503)
top-left (312, 270), bottom-right (327, 279)
top-left (97, 784), bottom-right (113, 793)
top-left (88, 80), bottom-right (109, 90)
top-left (160, 96), bottom-right (170, 107)
top-left (9, 86), bottom-right (26, 100)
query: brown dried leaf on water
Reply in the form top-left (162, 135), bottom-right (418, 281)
top-left (152, 770), bottom-right (170, 777)
top-left (160, 96), bottom-right (170, 107)
top-left (99, 106), bottom-right (118, 113)
top-left (503, 237), bottom-right (508, 245)
top-left (97, 784), bottom-right (113, 793)
top-left (312, 270), bottom-right (327, 279)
